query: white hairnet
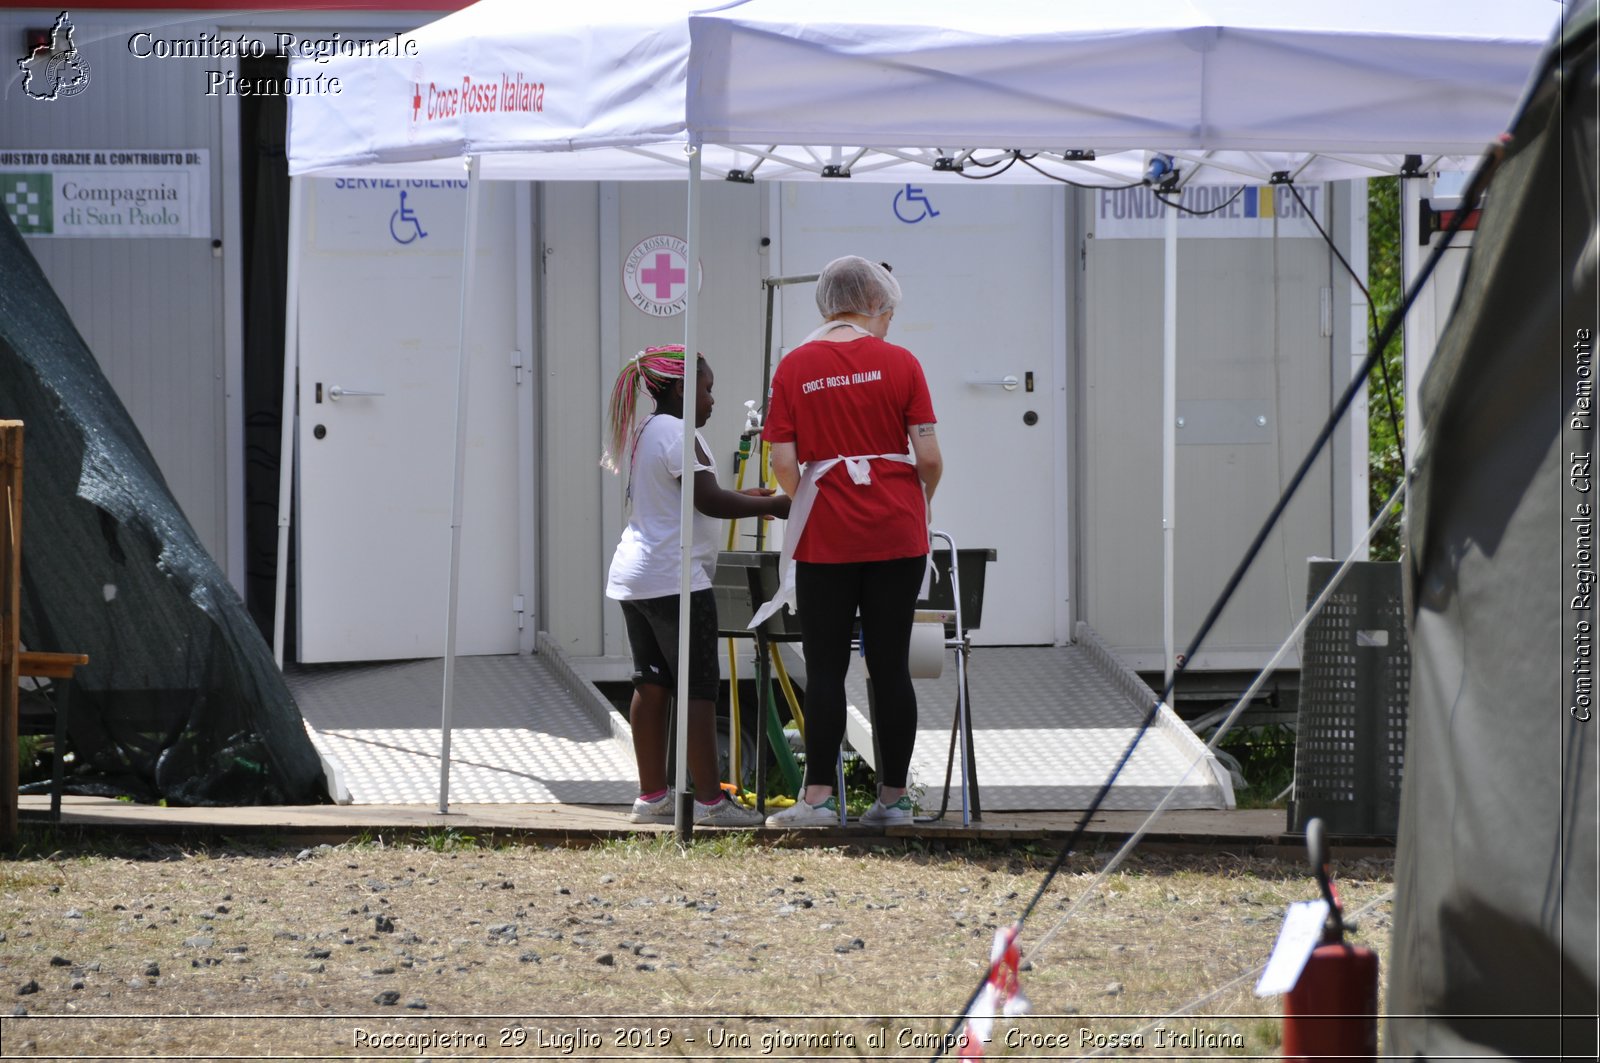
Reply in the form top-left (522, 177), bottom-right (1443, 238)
top-left (815, 256), bottom-right (901, 319)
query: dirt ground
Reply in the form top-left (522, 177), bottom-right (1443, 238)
top-left (0, 830), bottom-right (1394, 1060)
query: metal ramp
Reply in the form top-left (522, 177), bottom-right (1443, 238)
top-left (286, 627), bottom-right (1229, 813)
top-left (842, 624), bottom-right (1234, 811)
top-left (286, 638), bottom-right (637, 806)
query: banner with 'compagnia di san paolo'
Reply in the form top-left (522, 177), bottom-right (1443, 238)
top-left (0, 149), bottom-right (210, 238)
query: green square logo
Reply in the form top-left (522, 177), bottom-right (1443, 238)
top-left (3, 174), bottom-right (52, 234)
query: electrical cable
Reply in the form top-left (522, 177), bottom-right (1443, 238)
top-left (963, 150), bottom-right (1014, 168)
top-left (1152, 185), bottom-right (1247, 215)
top-left (1282, 181), bottom-right (1406, 462)
top-left (954, 151), bottom-right (1022, 180)
top-left (953, 149), bottom-right (1148, 188)
top-left (928, 134), bottom-right (1509, 1061)
top-left (1016, 153), bottom-right (1146, 190)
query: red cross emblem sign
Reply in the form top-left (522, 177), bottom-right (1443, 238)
top-left (623, 234), bottom-right (700, 318)
top-left (406, 64), bottom-right (425, 142)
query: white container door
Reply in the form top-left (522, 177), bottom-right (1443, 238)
top-left (294, 177), bottom-right (521, 663)
top-left (777, 183), bottom-right (1067, 645)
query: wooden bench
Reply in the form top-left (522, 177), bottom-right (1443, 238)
top-left (18, 651), bottom-right (90, 822)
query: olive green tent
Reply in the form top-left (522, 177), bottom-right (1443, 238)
top-left (1389, 6), bottom-right (1598, 1057)
top-left (0, 212), bottom-right (326, 806)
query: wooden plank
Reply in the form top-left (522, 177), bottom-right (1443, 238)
top-left (2, 420), bottom-right (23, 845)
top-left (18, 651), bottom-right (89, 680)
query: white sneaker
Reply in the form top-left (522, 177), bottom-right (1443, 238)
top-left (764, 795), bottom-right (842, 829)
top-left (693, 796), bottom-right (763, 827)
top-left (629, 789), bottom-right (675, 824)
top-left (859, 794), bottom-right (915, 827)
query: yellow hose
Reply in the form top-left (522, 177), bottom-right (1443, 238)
top-left (723, 434), bottom-right (809, 782)
top-left (751, 437), bottom-right (806, 736)
top-left (770, 645), bottom-right (804, 737)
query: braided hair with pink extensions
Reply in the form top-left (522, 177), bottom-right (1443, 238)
top-left (602, 344), bottom-right (699, 475)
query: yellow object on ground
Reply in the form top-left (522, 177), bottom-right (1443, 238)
top-left (730, 789), bottom-right (793, 810)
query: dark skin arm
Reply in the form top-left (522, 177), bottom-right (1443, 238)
top-left (691, 439), bottom-right (791, 520)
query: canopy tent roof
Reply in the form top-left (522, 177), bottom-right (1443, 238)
top-left (288, 0), bottom-right (1558, 186)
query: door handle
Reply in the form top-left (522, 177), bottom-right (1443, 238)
top-left (967, 375), bottom-right (1020, 391)
top-left (328, 385), bottom-right (385, 401)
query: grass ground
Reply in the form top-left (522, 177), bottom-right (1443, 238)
top-left (0, 829), bottom-right (1392, 1059)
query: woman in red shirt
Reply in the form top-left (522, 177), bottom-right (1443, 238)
top-left (760, 257), bottom-right (943, 828)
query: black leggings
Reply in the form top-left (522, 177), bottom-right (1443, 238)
top-left (794, 555), bottom-right (925, 789)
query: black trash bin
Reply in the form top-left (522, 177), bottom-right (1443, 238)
top-left (1289, 560), bottom-right (1409, 837)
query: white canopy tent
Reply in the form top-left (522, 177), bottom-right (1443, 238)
top-left (282, 0), bottom-right (1556, 827)
top-left (291, 0), bottom-right (1550, 183)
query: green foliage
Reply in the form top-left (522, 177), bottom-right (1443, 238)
top-left (16, 734), bottom-right (49, 784)
top-left (790, 746), bottom-right (921, 813)
top-left (596, 830), bottom-right (756, 856)
top-left (1367, 176), bottom-right (1406, 561)
top-left (840, 752), bottom-right (879, 815)
top-left (1218, 723), bottom-right (1297, 809)
top-left (418, 826), bottom-right (478, 852)
top-left (685, 829), bottom-right (758, 856)
top-left (345, 828), bottom-right (384, 849)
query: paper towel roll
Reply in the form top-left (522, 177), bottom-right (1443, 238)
top-left (909, 621), bottom-right (946, 679)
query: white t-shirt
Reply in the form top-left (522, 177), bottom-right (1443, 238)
top-left (606, 413), bottom-right (720, 600)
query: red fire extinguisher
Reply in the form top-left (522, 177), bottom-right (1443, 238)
top-left (1282, 818), bottom-right (1379, 1062)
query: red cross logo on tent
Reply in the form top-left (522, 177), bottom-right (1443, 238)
top-left (640, 253), bottom-right (684, 299)
top-left (623, 234), bottom-right (699, 318)
top-left (406, 65), bottom-right (426, 141)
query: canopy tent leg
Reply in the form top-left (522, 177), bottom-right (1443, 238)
top-left (272, 177), bottom-right (304, 669)
top-left (674, 144), bottom-right (704, 842)
top-left (1161, 201), bottom-right (1178, 693)
top-left (438, 155), bottom-right (484, 816)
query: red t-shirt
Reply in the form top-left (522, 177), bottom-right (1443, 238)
top-left (763, 334), bottom-right (936, 563)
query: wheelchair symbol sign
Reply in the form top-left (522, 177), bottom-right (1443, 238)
top-left (893, 184), bottom-right (939, 224)
top-left (390, 190), bottom-right (428, 244)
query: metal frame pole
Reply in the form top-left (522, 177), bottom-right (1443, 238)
top-left (1162, 200), bottom-right (1178, 692)
top-left (674, 144), bottom-right (704, 841)
top-left (272, 177), bottom-right (304, 668)
top-left (438, 155), bottom-right (483, 815)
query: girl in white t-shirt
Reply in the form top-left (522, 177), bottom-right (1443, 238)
top-left (603, 345), bottom-right (789, 827)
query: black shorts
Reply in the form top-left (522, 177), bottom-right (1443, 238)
top-left (619, 589), bottom-right (720, 702)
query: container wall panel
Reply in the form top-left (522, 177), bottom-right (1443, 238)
top-left (538, 182), bottom-right (606, 658)
top-left (1083, 229), bottom-right (1336, 670)
top-left (537, 181), bottom-right (768, 663)
top-left (2, 11), bottom-right (228, 564)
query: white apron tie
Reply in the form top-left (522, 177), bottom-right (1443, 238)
top-left (749, 452), bottom-right (925, 629)
top-left (749, 318), bottom-right (934, 628)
